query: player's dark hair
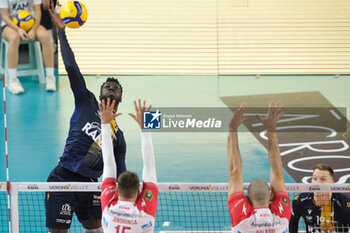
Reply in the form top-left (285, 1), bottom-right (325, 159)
top-left (313, 163), bottom-right (334, 177)
top-left (118, 171), bottom-right (140, 199)
top-left (100, 77), bottom-right (123, 103)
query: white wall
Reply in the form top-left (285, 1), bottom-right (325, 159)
top-left (59, 0), bottom-right (350, 75)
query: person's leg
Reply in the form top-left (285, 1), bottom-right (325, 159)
top-left (76, 191), bottom-right (103, 232)
top-left (2, 26), bottom-right (24, 94)
top-left (45, 167), bottom-right (75, 233)
top-left (35, 25), bottom-right (56, 91)
top-left (81, 220), bottom-right (103, 232)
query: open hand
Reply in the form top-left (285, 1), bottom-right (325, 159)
top-left (256, 101), bottom-right (283, 132)
top-left (229, 103), bottom-right (248, 132)
top-left (48, 0), bottom-right (65, 31)
top-left (98, 98), bottom-right (122, 124)
top-left (129, 99), bottom-right (152, 129)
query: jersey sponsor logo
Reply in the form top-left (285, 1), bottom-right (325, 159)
top-left (118, 205), bottom-right (130, 210)
top-left (82, 122), bottom-right (101, 142)
top-left (300, 196), bottom-right (311, 202)
top-left (233, 198), bottom-right (244, 208)
top-left (141, 221), bottom-right (153, 230)
top-left (110, 209), bottom-right (139, 218)
top-left (55, 218), bottom-right (71, 224)
top-left (242, 204), bottom-right (247, 215)
top-left (347, 202), bottom-right (350, 207)
top-left (102, 216), bottom-right (109, 228)
top-left (12, 2), bottom-right (29, 11)
top-left (294, 195), bottom-right (299, 200)
top-left (307, 209), bottom-right (312, 214)
top-left (256, 229), bottom-right (275, 233)
top-left (59, 203), bottom-right (72, 216)
top-left (113, 217), bottom-right (137, 225)
top-left (281, 197), bottom-right (288, 206)
top-left (144, 190), bottom-right (154, 201)
top-left (278, 203), bottom-right (284, 214)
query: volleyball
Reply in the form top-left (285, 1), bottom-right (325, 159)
top-left (13, 11), bottom-right (35, 32)
top-left (60, 1), bottom-right (88, 29)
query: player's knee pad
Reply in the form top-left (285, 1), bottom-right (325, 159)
top-left (84, 227), bottom-right (103, 233)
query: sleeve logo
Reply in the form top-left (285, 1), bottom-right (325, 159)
top-left (144, 190), bottom-right (154, 201)
top-left (281, 197), bottom-right (289, 206)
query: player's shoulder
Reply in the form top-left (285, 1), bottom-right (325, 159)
top-left (332, 193), bottom-right (350, 206)
top-left (293, 192), bottom-right (313, 203)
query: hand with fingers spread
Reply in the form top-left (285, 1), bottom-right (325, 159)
top-left (256, 101), bottom-right (283, 132)
top-left (229, 103), bottom-right (248, 132)
top-left (98, 98), bottom-right (122, 124)
top-left (48, 0), bottom-right (65, 31)
top-left (129, 99), bottom-right (152, 129)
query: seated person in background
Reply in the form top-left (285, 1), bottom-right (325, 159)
top-left (0, 0), bottom-right (56, 94)
top-left (289, 163), bottom-right (350, 233)
top-left (100, 99), bottom-right (158, 233)
top-left (227, 101), bottom-right (291, 233)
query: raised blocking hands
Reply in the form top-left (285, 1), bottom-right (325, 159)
top-left (98, 98), bottom-right (122, 124)
top-left (256, 101), bottom-right (283, 132)
top-left (129, 99), bottom-right (152, 129)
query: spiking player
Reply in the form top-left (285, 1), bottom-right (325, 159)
top-left (227, 101), bottom-right (291, 233)
top-left (45, 3), bottom-right (126, 233)
top-left (100, 98), bottom-right (158, 233)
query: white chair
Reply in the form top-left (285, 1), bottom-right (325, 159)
top-left (0, 38), bottom-right (45, 86)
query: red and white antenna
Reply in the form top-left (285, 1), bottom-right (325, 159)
top-left (2, 74), bottom-right (11, 232)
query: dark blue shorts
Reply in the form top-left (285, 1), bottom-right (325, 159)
top-left (45, 165), bottom-right (101, 229)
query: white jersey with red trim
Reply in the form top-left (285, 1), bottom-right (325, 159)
top-left (101, 178), bottom-right (158, 233)
top-left (228, 192), bottom-right (291, 233)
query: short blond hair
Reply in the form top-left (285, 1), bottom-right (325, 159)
top-left (313, 163), bottom-right (334, 177)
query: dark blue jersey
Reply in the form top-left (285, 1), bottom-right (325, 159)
top-left (289, 192), bottom-right (350, 233)
top-left (57, 31), bottom-right (126, 179)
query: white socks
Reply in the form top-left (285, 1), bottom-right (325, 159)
top-left (8, 68), bottom-right (17, 81)
top-left (46, 67), bottom-right (54, 77)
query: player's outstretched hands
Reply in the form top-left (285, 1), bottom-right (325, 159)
top-left (229, 103), bottom-right (248, 132)
top-left (129, 99), bottom-right (152, 129)
top-left (98, 98), bottom-right (122, 124)
top-left (256, 101), bottom-right (283, 132)
top-left (48, 0), bottom-right (65, 31)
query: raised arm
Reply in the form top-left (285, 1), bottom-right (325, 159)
top-left (227, 104), bottom-right (247, 195)
top-left (256, 101), bottom-right (285, 193)
top-left (49, 1), bottom-right (87, 98)
top-left (99, 98), bottom-right (122, 180)
top-left (129, 99), bottom-right (157, 185)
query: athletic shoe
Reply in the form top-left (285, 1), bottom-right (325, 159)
top-left (8, 77), bottom-right (25, 94)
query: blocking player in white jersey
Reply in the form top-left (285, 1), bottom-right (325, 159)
top-left (99, 98), bottom-right (158, 233)
top-left (227, 101), bottom-right (291, 233)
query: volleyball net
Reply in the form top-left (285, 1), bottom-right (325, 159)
top-left (0, 182), bottom-right (349, 233)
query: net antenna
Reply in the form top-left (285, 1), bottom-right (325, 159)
top-left (2, 74), bottom-right (11, 233)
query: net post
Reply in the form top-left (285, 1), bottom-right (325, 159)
top-left (10, 182), bottom-right (19, 233)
